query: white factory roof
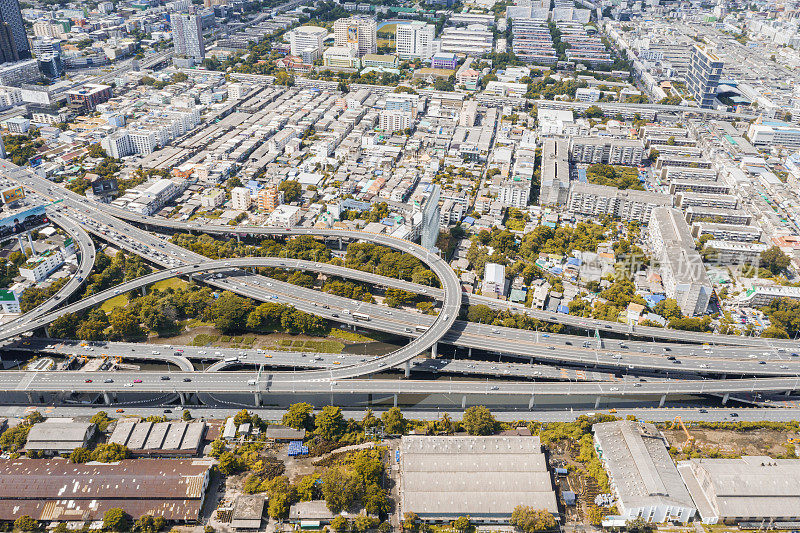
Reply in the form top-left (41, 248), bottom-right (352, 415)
top-left (400, 435), bottom-right (558, 520)
top-left (593, 421), bottom-right (695, 512)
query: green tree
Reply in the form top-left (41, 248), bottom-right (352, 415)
top-left (217, 451), bottom-right (245, 475)
top-left (761, 325), bottom-right (789, 339)
top-left (233, 409), bottom-right (252, 425)
top-left (212, 292), bottom-right (254, 333)
top-left (315, 405), bottom-right (345, 441)
top-left (209, 438), bottom-right (226, 458)
top-left (584, 105), bottom-right (604, 118)
top-left (381, 407), bottom-right (406, 434)
top-left (461, 406), bottom-right (496, 436)
top-left (14, 516), bottom-right (38, 532)
top-left (321, 466), bottom-right (360, 512)
top-left (133, 515), bottom-right (165, 533)
top-left (625, 517), bottom-right (652, 533)
top-left (760, 246), bottom-right (790, 275)
top-left (510, 506), bottom-right (557, 532)
top-left (278, 180), bottom-right (302, 203)
top-left (451, 516), bottom-right (471, 532)
top-left (330, 516), bottom-right (349, 533)
top-left (282, 402), bottom-right (315, 431)
top-left (103, 508), bottom-right (131, 531)
top-left (70, 447), bottom-right (91, 463)
top-left (654, 298), bottom-right (682, 320)
top-left (90, 443), bottom-right (130, 462)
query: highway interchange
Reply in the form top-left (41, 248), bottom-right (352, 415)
top-left (2, 161), bottom-right (800, 413)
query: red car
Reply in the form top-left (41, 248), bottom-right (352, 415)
top-left (84, 379), bottom-right (92, 383)
top-left (133, 379), bottom-right (142, 383)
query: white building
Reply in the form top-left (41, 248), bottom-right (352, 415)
top-left (396, 21), bottom-right (435, 60)
top-left (289, 25), bottom-right (328, 61)
top-left (227, 83), bottom-right (250, 100)
top-left (747, 120), bottom-right (800, 149)
top-left (0, 284), bottom-right (24, 313)
top-left (594, 420), bottom-right (696, 524)
top-left (482, 262), bottom-right (506, 297)
top-left (231, 187), bottom-right (252, 211)
top-left (576, 87), bottom-right (601, 102)
top-left (19, 250), bottom-right (64, 282)
top-left (570, 137), bottom-right (646, 166)
top-left (568, 182), bottom-right (671, 223)
top-left (333, 17), bottom-right (377, 57)
top-left (268, 205), bottom-right (301, 227)
top-left (172, 13), bottom-right (205, 62)
top-left (200, 188), bottom-right (225, 209)
top-left (439, 25), bottom-right (494, 56)
top-left (101, 131), bottom-right (134, 159)
top-left (128, 129), bottom-right (159, 155)
top-left (649, 207), bottom-right (712, 316)
top-left (379, 109), bottom-right (411, 133)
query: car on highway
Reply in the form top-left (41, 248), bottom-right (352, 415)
top-left (104, 378), bottom-right (113, 383)
top-left (699, 409), bottom-right (708, 413)
top-left (125, 383), bottom-right (133, 387)
top-left (730, 412), bottom-right (739, 417)
top-left (133, 379), bottom-right (142, 383)
top-left (85, 379), bottom-right (92, 383)
top-left (183, 378), bottom-right (192, 382)
top-left (161, 376), bottom-right (170, 380)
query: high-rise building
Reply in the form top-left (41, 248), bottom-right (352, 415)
top-left (333, 17), bottom-right (377, 57)
top-left (0, 0), bottom-right (30, 62)
top-left (687, 44), bottom-right (723, 109)
top-left (257, 186), bottom-right (282, 212)
top-left (231, 187), bottom-right (251, 211)
top-left (396, 21), bottom-right (435, 60)
top-left (289, 25), bottom-right (327, 61)
top-left (172, 13), bottom-right (205, 62)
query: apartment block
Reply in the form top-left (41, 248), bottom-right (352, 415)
top-left (568, 182), bottom-right (672, 223)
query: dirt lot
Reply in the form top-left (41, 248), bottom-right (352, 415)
top-left (662, 427), bottom-right (800, 457)
top-left (546, 440), bottom-right (606, 526)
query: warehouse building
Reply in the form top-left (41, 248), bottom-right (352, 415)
top-left (108, 419), bottom-right (206, 456)
top-left (399, 435), bottom-right (558, 524)
top-left (24, 420), bottom-right (96, 454)
top-left (0, 459), bottom-right (212, 522)
top-left (593, 420), bottom-right (696, 523)
top-left (678, 457), bottom-right (800, 524)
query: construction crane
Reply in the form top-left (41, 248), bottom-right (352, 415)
top-left (671, 416), bottom-right (695, 450)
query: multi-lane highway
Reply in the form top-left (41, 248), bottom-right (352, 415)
top-left (2, 161), bottom-right (800, 409)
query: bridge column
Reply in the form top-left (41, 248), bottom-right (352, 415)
top-left (393, 394), bottom-right (397, 407)
top-left (528, 394), bottom-right (535, 409)
top-left (140, 286), bottom-right (146, 297)
top-left (722, 393), bottom-right (730, 405)
top-left (431, 343), bottom-right (438, 359)
top-left (103, 392), bottom-right (112, 405)
top-left (236, 234), bottom-right (240, 242)
top-left (254, 391), bottom-right (262, 407)
top-left (468, 347), bottom-right (472, 357)
top-left (44, 327), bottom-right (50, 338)
top-left (461, 395), bottom-right (467, 409)
top-left (404, 361), bottom-right (411, 378)
top-left (178, 392), bottom-right (186, 405)
top-left (659, 394), bottom-right (666, 408)
top-left (338, 238), bottom-right (343, 250)
top-left (594, 396), bottom-right (601, 409)
top-left (787, 390), bottom-right (792, 396)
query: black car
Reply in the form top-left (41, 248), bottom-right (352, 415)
top-left (160, 376), bottom-right (170, 380)
top-left (183, 377), bottom-right (192, 382)
top-left (730, 412), bottom-right (739, 417)
top-left (699, 409), bottom-right (708, 413)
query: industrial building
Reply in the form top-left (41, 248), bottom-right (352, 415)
top-left (593, 420), bottom-right (696, 523)
top-left (399, 435), bottom-right (558, 524)
top-left (0, 459), bottom-right (212, 522)
top-left (678, 457), bottom-right (800, 524)
top-left (24, 420), bottom-right (96, 454)
top-left (108, 419), bottom-right (206, 456)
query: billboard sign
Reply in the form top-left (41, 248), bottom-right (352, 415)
top-left (347, 25), bottom-right (358, 43)
top-left (1, 186), bottom-right (25, 204)
top-left (0, 205), bottom-right (48, 240)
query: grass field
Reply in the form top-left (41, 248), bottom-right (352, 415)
top-left (100, 294), bottom-right (128, 314)
top-left (151, 278), bottom-right (188, 291)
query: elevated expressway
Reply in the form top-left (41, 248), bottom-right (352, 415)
top-left (2, 164), bottom-right (800, 408)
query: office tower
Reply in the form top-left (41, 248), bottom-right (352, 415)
top-left (396, 21), bottom-right (435, 60)
top-left (0, 0), bottom-right (30, 62)
top-left (172, 13), bottom-right (205, 62)
top-left (289, 25), bottom-right (327, 61)
top-left (333, 17), bottom-right (377, 57)
top-left (687, 44), bottom-right (723, 109)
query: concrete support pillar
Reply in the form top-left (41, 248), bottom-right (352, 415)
top-left (594, 396), bottom-right (601, 409)
top-left (393, 394), bottom-right (398, 407)
top-left (338, 238), bottom-right (343, 250)
top-left (468, 347), bottom-right (472, 357)
top-left (786, 390), bottom-right (792, 396)
top-left (722, 393), bottom-right (730, 405)
top-left (236, 234), bottom-right (240, 242)
top-left (45, 327), bottom-right (50, 338)
top-left (103, 392), bottom-right (111, 405)
top-left (528, 394), bottom-right (535, 409)
top-left (659, 394), bottom-right (666, 408)
top-left (26, 233), bottom-right (34, 255)
top-left (461, 395), bottom-right (467, 409)
top-left (404, 361), bottom-right (411, 378)
top-left (254, 391), bottom-right (261, 407)
top-left (26, 392), bottom-right (33, 404)
top-left (431, 342), bottom-right (438, 359)
top-left (178, 392), bottom-right (186, 405)
top-left (140, 286), bottom-right (146, 297)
